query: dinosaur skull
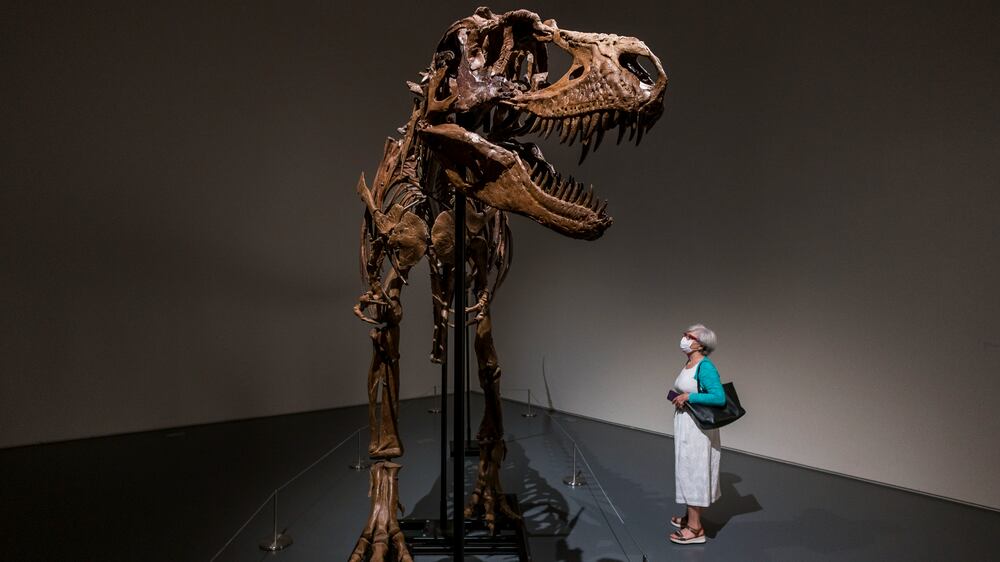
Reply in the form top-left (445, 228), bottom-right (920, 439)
top-left (418, 7), bottom-right (667, 240)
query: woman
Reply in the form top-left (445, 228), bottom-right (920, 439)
top-left (668, 324), bottom-right (726, 545)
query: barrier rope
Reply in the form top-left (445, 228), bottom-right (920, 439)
top-left (209, 425), bottom-right (367, 561)
top-left (541, 409), bottom-right (650, 562)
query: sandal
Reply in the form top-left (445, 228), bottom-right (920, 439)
top-left (669, 525), bottom-right (706, 545)
top-left (669, 514), bottom-right (688, 529)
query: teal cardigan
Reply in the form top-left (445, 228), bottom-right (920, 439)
top-left (689, 356), bottom-right (727, 406)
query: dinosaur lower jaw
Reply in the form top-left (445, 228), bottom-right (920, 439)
top-left (420, 123), bottom-right (612, 239)
top-left (485, 140), bottom-right (613, 240)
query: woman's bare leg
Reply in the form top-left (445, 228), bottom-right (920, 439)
top-left (686, 505), bottom-right (702, 529)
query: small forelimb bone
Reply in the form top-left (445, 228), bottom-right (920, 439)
top-left (353, 303), bottom-right (380, 325)
top-left (354, 288), bottom-right (391, 325)
top-left (466, 290), bottom-right (491, 325)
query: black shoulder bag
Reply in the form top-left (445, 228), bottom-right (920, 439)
top-left (686, 363), bottom-right (746, 430)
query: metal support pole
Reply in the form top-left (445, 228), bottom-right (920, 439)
top-left (453, 191), bottom-right (466, 557)
top-left (348, 430), bottom-right (371, 471)
top-left (439, 361), bottom-right (448, 528)
top-left (465, 322), bottom-right (472, 447)
top-left (258, 489), bottom-right (293, 551)
top-left (563, 445), bottom-right (587, 487)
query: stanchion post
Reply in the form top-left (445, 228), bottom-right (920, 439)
top-left (428, 385), bottom-right (441, 414)
top-left (563, 444), bottom-right (586, 487)
top-left (258, 489), bottom-right (293, 551)
top-left (348, 430), bottom-right (371, 471)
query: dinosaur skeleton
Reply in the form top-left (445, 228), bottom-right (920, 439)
top-left (349, 7), bottom-right (666, 561)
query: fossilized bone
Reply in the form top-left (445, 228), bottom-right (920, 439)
top-left (350, 7), bottom-right (666, 561)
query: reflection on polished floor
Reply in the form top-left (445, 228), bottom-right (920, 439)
top-left (1, 395), bottom-right (998, 561)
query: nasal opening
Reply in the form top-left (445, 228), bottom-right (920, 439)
top-left (618, 52), bottom-right (658, 86)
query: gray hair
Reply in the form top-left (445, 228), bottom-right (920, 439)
top-left (687, 324), bottom-right (717, 355)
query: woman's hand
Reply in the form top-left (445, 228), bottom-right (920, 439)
top-left (672, 392), bottom-right (690, 408)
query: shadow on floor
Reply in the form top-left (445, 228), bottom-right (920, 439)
top-left (407, 436), bottom-right (588, 562)
top-left (701, 471), bottom-right (763, 538)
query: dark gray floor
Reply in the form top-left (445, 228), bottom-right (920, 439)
top-left (1, 395), bottom-right (998, 561)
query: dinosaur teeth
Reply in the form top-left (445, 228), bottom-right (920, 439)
top-left (531, 162), bottom-right (606, 214)
top-left (543, 118), bottom-right (557, 139)
top-left (517, 113), bottom-right (536, 135)
top-left (578, 138), bottom-right (591, 165)
top-left (526, 109), bottom-right (625, 142)
top-left (557, 179), bottom-right (571, 199)
top-left (551, 180), bottom-right (563, 198)
top-left (584, 113), bottom-right (600, 140)
top-left (565, 183), bottom-right (577, 202)
top-left (580, 114), bottom-right (593, 139)
top-left (529, 116), bottom-right (544, 134)
top-left (531, 163), bottom-right (553, 190)
top-left (559, 117), bottom-right (572, 144)
top-left (593, 126), bottom-right (605, 152)
top-left (565, 183), bottom-right (578, 203)
top-left (565, 183), bottom-right (577, 203)
top-left (601, 110), bottom-right (613, 131)
top-left (568, 116), bottom-right (583, 146)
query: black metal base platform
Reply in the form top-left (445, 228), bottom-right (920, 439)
top-left (399, 494), bottom-right (530, 560)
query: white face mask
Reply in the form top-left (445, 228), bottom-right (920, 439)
top-left (680, 336), bottom-right (695, 354)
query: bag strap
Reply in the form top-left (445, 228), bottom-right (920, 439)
top-left (694, 360), bottom-right (704, 394)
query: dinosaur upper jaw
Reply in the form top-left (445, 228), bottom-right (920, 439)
top-left (420, 123), bottom-right (612, 240)
top-left (503, 28), bottom-right (668, 151)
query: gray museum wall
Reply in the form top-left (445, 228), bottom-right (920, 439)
top-left (2, 1), bottom-right (998, 509)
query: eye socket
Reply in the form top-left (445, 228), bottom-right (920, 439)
top-left (619, 53), bottom-right (658, 85)
top-left (483, 28), bottom-right (506, 68)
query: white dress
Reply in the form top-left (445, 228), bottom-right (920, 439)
top-left (673, 362), bottom-right (722, 507)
